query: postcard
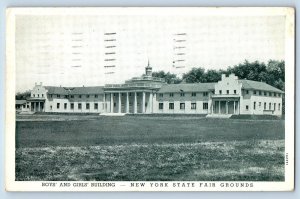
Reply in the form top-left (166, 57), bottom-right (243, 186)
top-left (5, 7), bottom-right (294, 191)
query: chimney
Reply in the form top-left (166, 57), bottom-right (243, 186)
top-left (221, 74), bottom-right (226, 80)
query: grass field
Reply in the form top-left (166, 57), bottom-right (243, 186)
top-left (15, 115), bottom-right (285, 181)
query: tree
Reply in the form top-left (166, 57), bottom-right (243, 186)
top-left (182, 67), bottom-right (206, 83)
top-left (204, 69), bottom-right (222, 82)
top-left (16, 91), bottom-right (31, 100)
top-left (152, 71), bottom-right (181, 84)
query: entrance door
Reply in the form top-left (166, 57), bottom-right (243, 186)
top-left (220, 101), bottom-right (226, 114)
top-left (228, 101), bottom-right (234, 114)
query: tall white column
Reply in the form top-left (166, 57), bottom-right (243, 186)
top-left (110, 93), bottom-right (113, 113)
top-left (103, 94), bottom-right (106, 112)
top-left (218, 101), bottom-right (221, 114)
top-left (134, 92), bottom-right (137, 114)
top-left (118, 92), bottom-right (121, 113)
top-left (226, 101), bottom-right (228, 114)
top-left (126, 92), bottom-right (129, 113)
top-left (142, 92), bottom-right (145, 113)
top-left (149, 92), bottom-right (153, 113)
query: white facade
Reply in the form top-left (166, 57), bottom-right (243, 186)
top-left (24, 67), bottom-right (283, 116)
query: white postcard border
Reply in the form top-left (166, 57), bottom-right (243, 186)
top-left (5, 7), bottom-right (295, 192)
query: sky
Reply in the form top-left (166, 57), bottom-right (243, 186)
top-left (15, 14), bottom-right (286, 92)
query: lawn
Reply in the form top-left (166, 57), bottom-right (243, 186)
top-left (15, 115), bottom-right (285, 181)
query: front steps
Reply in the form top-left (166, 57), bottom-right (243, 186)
top-left (18, 111), bottom-right (35, 115)
top-left (206, 114), bottom-right (232, 119)
top-left (99, 113), bottom-right (126, 116)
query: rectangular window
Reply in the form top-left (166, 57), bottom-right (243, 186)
top-left (86, 95), bottom-right (90, 98)
top-left (86, 103), bottom-right (90, 109)
top-left (95, 95), bottom-right (98, 98)
top-left (259, 102), bottom-right (261, 107)
top-left (246, 90), bottom-right (249, 94)
top-left (274, 93), bottom-right (277, 97)
top-left (159, 103), bottom-right (164, 110)
top-left (33, 94), bottom-right (35, 97)
top-left (259, 91), bottom-right (262, 96)
top-left (27, 105), bottom-right (29, 108)
top-left (159, 93), bottom-right (163, 97)
top-left (278, 93), bottom-right (281, 97)
top-left (57, 94), bottom-right (60, 98)
top-left (202, 102), bottom-right (208, 110)
top-left (234, 90), bottom-right (237, 94)
top-left (50, 94), bottom-right (52, 98)
top-left (274, 103), bottom-right (276, 110)
top-left (254, 90), bottom-right (256, 95)
top-left (264, 92), bottom-right (267, 96)
top-left (169, 103), bottom-right (174, 110)
top-left (71, 95), bottom-right (74, 98)
top-left (203, 92), bottom-right (208, 96)
top-left (191, 103), bottom-right (196, 110)
top-left (264, 102), bottom-right (266, 109)
top-left (180, 93), bottom-right (185, 97)
top-left (269, 92), bottom-right (272, 96)
top-left (114, 102), bottom-right (116, 107)
top-left (246, 105), bottom-right (249, 110)
top-left (253, 102), bottom-right (256, 110)
top-left (169, 93), bottom-right (174, 97)
top-left (79, 95), bottom-right (81, 98)
top-left (219, 90), bottom-right (222, 94)
top-left (57, 103), bottom-right (60, 109)
top-left (180, 103), bottom-right (185, 110)
top-left (38, 94), bottom-right (39, 97)
top-left (71, 103), bottom-right (74, 110)
top-left (78, 103), bottom-right (82, 110)
top-left (94, 103), bottom-right (98, 110)
top-left (226, 90), bottom-right (229, 94)
top-left (64, 103), bottom-right (67, 109)
top-left (269, 103), bottom-right (271, 110)
top-left (278, 103), bottom-right (281, 110)
top-left (64, 95), bottom-right (68, 98)
top-left (191, 92), bottom-right (196, 97)
top-left (42, 94), bottom-right (44, 97)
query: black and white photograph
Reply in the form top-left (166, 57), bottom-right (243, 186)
top-left (5, 7), bottom-right (294, 191)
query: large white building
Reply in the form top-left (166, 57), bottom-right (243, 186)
top-left (24, 65), bottom-right (283, 116)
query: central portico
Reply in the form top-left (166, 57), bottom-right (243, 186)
top-left (104, 64), bottom-right (166, 114)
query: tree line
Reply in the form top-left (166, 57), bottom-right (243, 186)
top-left (152, 59), bottom-right (285, 91)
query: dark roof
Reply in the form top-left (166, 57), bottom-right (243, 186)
top-left (157, 80), bottom-right (283, 94)
top-left (238, 80), bottom-right (284, 93)
top-left (158, 83), bottom-right (215, 93)
top-left (44, 86), bottom-right (104, 95)
top-left (15, 100), bottom-right (26, 105)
